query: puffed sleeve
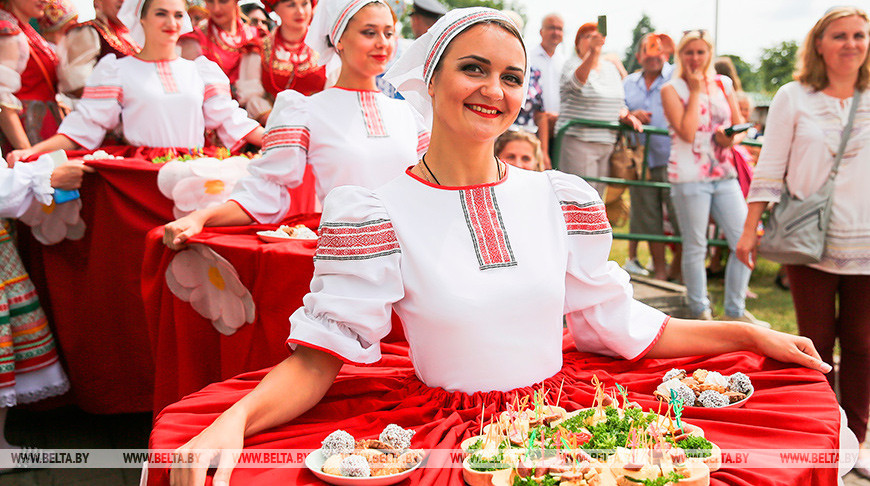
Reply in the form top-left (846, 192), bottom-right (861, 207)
top-left (286, 186), bottom-right (403, 364)
top-left (57, 25), bottom-right (100, 98)
top-left (229, 89), bottom-right (308, 223)
top-left (0, 28), bottom-right (27, 112)
top-left (236, 51), bottom-right (272, 120)
top-left (547, 170), bottom-right (669, 360)
top-left (57, 54), bottom-right (123, 150)
top-left (196, 56), bottom-right (260, 149)
top-left (0, 155), bottom-right (54, 218)
top-left (747, 83), bottom-right (798, 204)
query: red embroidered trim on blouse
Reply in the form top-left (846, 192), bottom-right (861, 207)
top-left (560, 200), bottom-right (611, 235)
top-left (82, 85), bottom-right (123, 104)
top-left (316, 219), bottom-right (401, 261)
top-left (155, 61), bottom-right (178, 93)
top-left (357, 91), bottom-right (387, 138)
top-left (262, 125), bottom-right (310, 152)
top-left (416, 130), bottom-right (430, 158)
top-left (460, 187), bottom-right (516, 270)
top-left (203, 83), bottom-right (230, 100)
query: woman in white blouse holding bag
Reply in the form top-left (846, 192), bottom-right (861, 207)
top-left (737, 7), bottom-right (870, 477)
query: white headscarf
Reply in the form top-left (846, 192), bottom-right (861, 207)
top-left (305, 0), bottom-right (390, 68)
top-left (383, 7), bottom-right (527, 126)
top-left (118, 0), bottom-right (194, 47)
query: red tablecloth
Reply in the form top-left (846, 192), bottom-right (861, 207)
top-left (146, 338), bottom-right (841, 486)
top-left (21, 148), bottom-right (316, 413)
top-left (141, 218), bottom-right (320, 414)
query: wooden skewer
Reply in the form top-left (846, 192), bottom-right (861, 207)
top-left (556, 377), bottom-right (565, 407)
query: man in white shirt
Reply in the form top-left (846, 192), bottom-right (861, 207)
top-left (529, 13), bottom-right (565, 158)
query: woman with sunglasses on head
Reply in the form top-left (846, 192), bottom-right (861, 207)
top-left (162, 0), bottom-right (427, 250)
top-left (737, 7), bottom-right (870, 477)
top-left (178, 0), bottom-right (260, 88)
top-left (660, 29), bottom-right (766, 326)
top-left (155, 9), bottom-right (831, 486)
top-left (236, 0), bottom-right (325, 125)
top-left (5, 0), bottom-right (263, 165)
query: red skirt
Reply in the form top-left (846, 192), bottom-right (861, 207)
top-left (146, 336), bottom-right (840, 485)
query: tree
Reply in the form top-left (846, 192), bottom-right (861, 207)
top-left (758, 40), bottom-right (798, 94)
top-left (622, 13), bottom-right (655, 74)
top-left (723, 54), bottom-right (760, 93)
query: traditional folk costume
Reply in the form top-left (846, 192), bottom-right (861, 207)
top-left (57, 55), bottom-right (259, 150)
top-left (0, 8), bottom-right (62, 152)
top-left (230, 0), bottom-right (428, 224)
top-left (58, 12), bottom-right (140, 101)
top-left (179, 16), bottom-right (260, 88)
top-left (236, 30), bottom-right (326, 120)
top-left (145, 8), bottom-right (671, 483)
top-left (0, 157), bottom-right (70, 407)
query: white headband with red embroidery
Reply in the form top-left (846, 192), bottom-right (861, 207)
top-left (118, 0), bottom-right (193, 46)
top-left (383, 7), bottom-right (527, 126)
top-left (305, 0), bottom-right (389, 68)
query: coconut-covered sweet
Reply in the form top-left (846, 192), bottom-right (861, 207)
top-left (663, 368), bottom-right (687, 382)
top-left (322, 430), bottom-right (356, 457)
top-left (339, 454), bottom-right (372, 477)
top-left (697, 390), bottom-right (729, 408)
top-left (728, 372), bottom-right (753, 394)
top-left (379, 424), bottom-right (415, 452)
top-left (655, 378), bottom-right (696, 406)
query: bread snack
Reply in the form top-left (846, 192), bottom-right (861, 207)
top-left (279, 224), bottom-right (317, 239)
top-left (463, 380), bottom-right (721, 485)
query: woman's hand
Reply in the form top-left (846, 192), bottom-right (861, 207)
top-left (50, 161), bottom-right (95, 190)
top-left (163, 213), bottom-right (206, 250)
top-left (587, 32), bottom-right (605, 57)
top-left (750, 327), bottom-right (832, 374)
top-left (6, 148), bottom-right (35, 167)
top-left (713, 126), bottom-right (735, 147)
top-left (736, 227), bottom-right (759, 269)
top-left (620, 111), bottom-right (644, 132)
top-left (169, 407), bottom-right (246, 486)
top-left (686, 68), bottom-right (704, 94)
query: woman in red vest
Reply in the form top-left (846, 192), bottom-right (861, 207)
top-left (236, 0), bottom-right (325, 124)
top-left (0, 0), bottom-right (62, 152)
top-left (178, 0), bottom-right (260, 89)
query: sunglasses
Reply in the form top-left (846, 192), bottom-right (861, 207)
top-left (682, 29), bottom-right (709, 38)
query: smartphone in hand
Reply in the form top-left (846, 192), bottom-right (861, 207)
top-left (597, 15), bottom-right (607, 36)
top-left (723, 122), bottom-right (753, 137)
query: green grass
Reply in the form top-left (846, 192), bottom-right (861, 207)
top-left (607, 227), bottom-right (798, 336)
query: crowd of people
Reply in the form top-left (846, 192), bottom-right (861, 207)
top-left (0, 0), bottom-right (868, 480)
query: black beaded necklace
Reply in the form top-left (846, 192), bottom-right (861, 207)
top-left (420, 154), bottom-right (502, 186)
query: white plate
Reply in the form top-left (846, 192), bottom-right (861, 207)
top-left (304, 448), bottom-right (424, 486)
top-left (256, 231), bottom-right (293, 243)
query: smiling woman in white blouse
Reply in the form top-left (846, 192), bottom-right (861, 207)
top-left (164, 8), bottom-right (832, 486)
top-left (737, 7), bottom-right (870, 477)
top-left (5, 0), bottom-right (264, 165)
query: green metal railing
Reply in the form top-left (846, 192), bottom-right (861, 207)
top-left (552, 119), bottom-right (761, 247)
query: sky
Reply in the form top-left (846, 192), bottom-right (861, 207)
top-left (69, 0), bottom-right (870, 65)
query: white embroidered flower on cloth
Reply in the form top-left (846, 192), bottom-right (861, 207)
top-left (165, 244), bottom-right (255, 335)
top-left (18, 198), bottom-right (86, 245)
top-left (157, 156), bottom-right (251, 219)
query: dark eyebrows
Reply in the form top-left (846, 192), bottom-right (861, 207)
top-left (458, 55), bottom-right (524, 74)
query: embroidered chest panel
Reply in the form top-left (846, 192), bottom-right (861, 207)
top-left (460, 187), bottom-right (517, 270)
top-left (154, 61), bottom-right (179, 94)
top-left (357, 92), bottom-right (388, 138)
